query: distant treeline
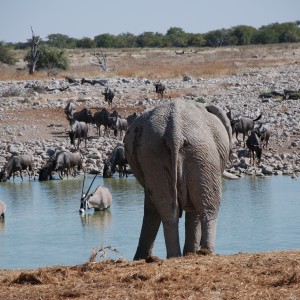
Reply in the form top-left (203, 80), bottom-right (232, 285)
top-left (5, 21), bottom-right (300, 49)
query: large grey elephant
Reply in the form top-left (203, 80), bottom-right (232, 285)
top-left (124, 100), bottom-right (233, 260)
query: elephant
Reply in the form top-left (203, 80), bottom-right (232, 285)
top-left (124, 100), bottom-right (233, 260)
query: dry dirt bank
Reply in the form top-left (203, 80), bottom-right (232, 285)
top-left (0, 251), bottom-right (299, 299)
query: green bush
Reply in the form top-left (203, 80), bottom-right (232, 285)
top-left (24, 45), bottom-right (69, 70)
top-left (0, 42), bottom-right (18, 65)
top-left (196, 97), bottom-right (206, 104)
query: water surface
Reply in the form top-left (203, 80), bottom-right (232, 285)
top-left (0, 174), bottom-right (299, 270)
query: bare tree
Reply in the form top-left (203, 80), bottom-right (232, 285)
top-left (90, 47), bottom-right (108, 71)
top-left (29, 27), bottom-right (40, 74)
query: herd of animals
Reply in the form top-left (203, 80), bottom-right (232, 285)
top-left (0, 81), bottom-right (272, 259)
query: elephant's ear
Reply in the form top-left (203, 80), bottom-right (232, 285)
top-left (205, 104), bottom-right (233, 157)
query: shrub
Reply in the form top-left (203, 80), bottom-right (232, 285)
top-left (24, 45), bottom-right (69, 71)
top-left (0, 42), bottom-right (18, 65)
top-left (196, 97), bottom-right (206, 103)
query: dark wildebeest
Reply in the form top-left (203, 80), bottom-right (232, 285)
top-left (0, 154), bottom-right (35, 182)
top-left (228, 111), bottom-right (262, 145)
top-left (73, 108), bottom-right (94, 125)
top-left (255, 123), bottom-right (271, 149)
top-left (93, 108), bottom-right (113, 137)
top-left (54, 150), bottom-right (83, 179)
top-left (64, 99), bottom-right (76, 119)
top-left (38, 157), bottom-right (56, 181)
top-left (154, 82), bottom-right (166, 99)
top-left (111, 117), bottom-right (128, 140)
top-left (80, 186), bottom-right (112, 213)
top-left (68, 118), bottom-right (88, 150)
top-left (246, 130), bottom-right (262, 166)
top-left (126, 112), bottom-right (138, 128)
top-left (102, 87), bottom-right (115, 108)
top-left (0, 200), bottom-right (6, 221)
top-left (93, 109), bottom-right (120, 137)
top-left (103, 145), bottom-right (128, 178)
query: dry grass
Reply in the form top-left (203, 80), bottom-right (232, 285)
top-left (0, 251), bottom-right (300, 299)
top-left (1, 43), bottom-right (299, 81)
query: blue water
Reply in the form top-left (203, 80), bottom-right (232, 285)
top-left (0, 174), bottom-right (299, 270)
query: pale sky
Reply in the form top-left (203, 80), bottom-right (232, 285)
top-left (1, 0), bottom-right (299, 43)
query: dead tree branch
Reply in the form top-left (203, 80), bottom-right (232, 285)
top-left (90, 47), bottom-right (108, 71)
top-left (29, 27), bottom-right (40, 74)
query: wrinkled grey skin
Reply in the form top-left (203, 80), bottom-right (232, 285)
top-left (124, 100), bottom-right (231, 260)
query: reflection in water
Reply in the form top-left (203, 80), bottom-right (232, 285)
top-left (0, 175), bottom-right (300, 269)
top-left (80, 210), bottom-right (112, 228)
top-left (0, 219), bottom-right (5, 232)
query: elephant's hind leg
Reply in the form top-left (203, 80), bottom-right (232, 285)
top-left (162, 218), bottom-right (181, 258)
top-left (134, 192), bottom-right (161, 260)
top-left (200, 216), bottom-right (218, 253)
top-left (183, 211), bottom-right (201, 255)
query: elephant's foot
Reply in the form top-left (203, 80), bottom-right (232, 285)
top-left (196, 248), bottom-right (214, 256)
top-left (133, 248), bottom-right (153, 261)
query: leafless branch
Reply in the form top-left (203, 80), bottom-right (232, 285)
top-left (90, 47), bottom-right (108, 71)
top-left (88, 244), bottom-right (122, 263)
top-left (29, 26), bottom-right (40, 74)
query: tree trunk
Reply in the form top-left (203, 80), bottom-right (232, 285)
top-left (29, 27), bottom-right (39, 75)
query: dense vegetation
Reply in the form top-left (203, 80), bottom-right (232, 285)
top-left (4, 21), bottom-right (300, 50)
top-left (0, 42), bottom-right (18, 65)
top-left (23, 45), bottom-right (69, 71)
top-left (0, 21), bottom-right (299, 70)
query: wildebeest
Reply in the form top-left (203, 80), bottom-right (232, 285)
top-left (93, 109), bottom-right (120, 137)
top-left (255, 123), bottom-right (271, 149)
top-left (93, 108), bottom-right (114, 137)
top-left (80, 186), bottom-right (112, 213)
top-left (68, 118), bottom-right (88, 149)
top-left (38, 148), bottom-right (62, 181)
top-left (0, 154), bottom-right (35, 182)
top-left (246, 130), bottom-right (262, 166)
top-left (73, 107), bottom-right (94, 125)
top-left (54, 150), bottom-right (83, 179)
top-left (0, 200), bottom-right (6, 220)
top-left (103, 145), bottom-right (128, 178)
top-left (38, 157), bottom-right (56, 181)
top-left (102, 87), bottom-right (115, 108)
top-left (111, 117), bottom-right (128, 140)
top-left (228, 111), bottom-right (262, 145)
top-left (64, 99), bottom-right (76, 119)
top-left (154, 82), bottom-right (166, 99)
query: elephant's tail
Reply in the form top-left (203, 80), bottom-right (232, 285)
top-left (164, 130), bottom-right (183, 219)
top-left (172, 143), bottom-right (183, 218)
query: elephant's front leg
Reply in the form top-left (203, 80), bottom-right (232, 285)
top-left (183, 211), bottom-right (201, 255)
top-left (134, 192), bottom-right (161, 260)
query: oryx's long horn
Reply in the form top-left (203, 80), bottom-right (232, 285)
top-left (85, 172), bottom-right (99, 198)
top-left (81, 172), bottom-right (86, 200)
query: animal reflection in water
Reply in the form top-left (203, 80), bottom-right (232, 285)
top-left (0, 200), bottom-right (6, 223)
top-left (80, 210), bottom-right (112, 228)
top-left (79, 173), bottom-right (112, 214)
